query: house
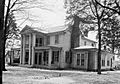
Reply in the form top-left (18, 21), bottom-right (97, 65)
top-left (5, 48), bottom-right (20, 65)
top-left (20, 23), bottom-right (115, 70)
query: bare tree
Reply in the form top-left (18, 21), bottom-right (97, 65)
top-left (3, 0), bottom-right (52, 71)
top-left (95, 0), bottom-right (120, 15)
top-left (0, 0), bottom-right (5, 82)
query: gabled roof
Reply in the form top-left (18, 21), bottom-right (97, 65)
top-left (81, 36), bottom-right (97, 43)
top-left (74, 46), bottom-right (97, 50)
top-left (20, 25), bottom-right (68, 34)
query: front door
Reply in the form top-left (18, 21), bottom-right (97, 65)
top-left (35, 52), bottom-right (43, 65)
top-left (25, 51), bottom-right (29, 64)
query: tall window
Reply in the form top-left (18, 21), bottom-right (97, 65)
top-left (25, 51), bottom-right (29, 64)
top-left (102, 59), bottom-right (105, 66)
top-left (107, 60), bottom-right (109, 66)
top-left (81, 54), bottom-right (85, 66)
top-left (25, 35), bottom-right (29, 48)
top-left (84, 41), bottom-right (86, 46)
top-left (47, 36), bottom-right (50, 45)
top-left (91, 43), bottom-right (94, 47)
top-left (65, 51), bottom-right (70, 63)
top-left (51, 51), bottom-right (59, 64)
top-left (36, 38), bottom-right (43, 47)
top-left (43, 51), bottom-right (49, 65)
top-left (55, 35), bottom-right (59, 44)
top-left (77, 54), bottom-right (80, 65)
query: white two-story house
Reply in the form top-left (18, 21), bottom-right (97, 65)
top-left (20, 23), bottom-right (115, 71)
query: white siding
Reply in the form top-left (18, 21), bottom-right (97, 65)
top-left (80, 37), bottom-right (96, 47)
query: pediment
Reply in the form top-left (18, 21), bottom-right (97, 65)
top-left (20, 25), bottom-right (33, 34)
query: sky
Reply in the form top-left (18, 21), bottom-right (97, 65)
top-left (15, 0), bottom-right (66, 28)
top-left (14, 0), bottom-right (97, 41)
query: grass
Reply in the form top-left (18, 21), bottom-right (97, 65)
top-left (3, 66), bottom-right (120, 84)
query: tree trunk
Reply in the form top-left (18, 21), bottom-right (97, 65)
top-left (2, 38), bottom-right (7, 71)
top-left (0, 0), bottom-right (5, 83)
top-left (97, 18), bottom-right (101, 74)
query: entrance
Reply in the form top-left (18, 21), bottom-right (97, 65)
top-left (25, 51), bottom-right (29, 64)
top-left (35, 52), bottom-right (42, 65)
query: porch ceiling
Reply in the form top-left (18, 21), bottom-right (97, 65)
top-left (74, 46), bottom-right (97, 50)
top-left (34, 46), bottom-right (62, 50)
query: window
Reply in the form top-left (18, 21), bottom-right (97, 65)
top-left (25, 52), bottom-right (29, 64)
top-left (25, 35), bottom-right (29, 48)
top-left (107, 60), bottom-right (109, 66)
top-left (77, 54), bottom-right (80, 65)
top-left (55, 35), bottom-right (59, 44)
top-left (43, 51), bottom-right (49, 65)
top-left (35, 52), bottom-right (42, 65)
top-left (84, 41), bottom-right (86, 46)
top-left (47, 36), bottom-right (50, 45)
top-left (65, 51), bottom-right (70, 63)
top-left (35, 53), bottom-right (38, 64)
top-left (81, 54), bottom-right (85, 66)
top-left (102, 60), bottom-right (105, 66)
top-left (35, 38), bottom-right (43, 47)
top-left (51, 51), bottom-right (59, 64)
top-left (91, 43), bottom-right (94, 47)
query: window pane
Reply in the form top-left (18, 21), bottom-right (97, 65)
top-left (55, 35), bottom-right (59, 44)
top-left (77, 54), bottom-right (80, 65)
top-left (35, 53), bottom-right (38, 64)
top-left (47, 36), bottom-right (50, 45)
top-left (39, 53), bottom-right (42, 65)
top-left (81, 54), bottom-right (84, 66)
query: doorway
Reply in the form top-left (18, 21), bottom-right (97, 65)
top-left (35, 52), bottom-right (43, 65)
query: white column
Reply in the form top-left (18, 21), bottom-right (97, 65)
top-left (22, 35), bottom-right (25, 64)
top-left (28, 34), bottom-right (32, 65)
top-left (20, 35), bottom-right (23, 64)
top-left (31, 34), bottom-right (36, 65)
top-left (48, 49), bottom-right (52, 68)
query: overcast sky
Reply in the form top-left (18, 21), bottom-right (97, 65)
top-left (16, 0), bottom-right (66, 28)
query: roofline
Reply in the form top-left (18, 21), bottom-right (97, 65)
top-left (81, 36), bottom-right (97, 43)
top-left (20, 25), bottom-right (67, 35)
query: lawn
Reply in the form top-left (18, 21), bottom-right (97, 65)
top-left (3, 65), bottom-right (120, 84)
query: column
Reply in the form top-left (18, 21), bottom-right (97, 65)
top-left (22, 35), bottom-right (25, 64)
top-left (31, 34), bottom-right (36, 65)
top-left (20, 35), bottom-right (23, 64)
top-left (48, 49), bottom-right (52, 68)
top-left (28, 34), bottom-right (32, 65)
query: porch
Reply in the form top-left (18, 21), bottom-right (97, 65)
top-left (21, 46), bottom-right (62, 69)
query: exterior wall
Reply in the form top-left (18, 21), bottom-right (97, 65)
top-left (48, 31), bottom-right (71, 68)
top-left (72, 50), bottom-right (88, 70)
top-left (94, 51), bottom-right (115, 70)
top-left (80, 37), bottom-right (96, 47)
top-left (88, 50), bottom-right (97, 70)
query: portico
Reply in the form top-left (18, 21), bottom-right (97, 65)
top-left (20, 32), bottom-right (62, 68)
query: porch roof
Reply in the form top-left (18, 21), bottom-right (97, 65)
top-left (74, 46), bottom-right (97, 50)
top-left (34, 46), bottom-right (62, 50)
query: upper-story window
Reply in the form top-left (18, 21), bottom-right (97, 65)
top-left (35, 37), bottom-right (43, 47)
top-left (55, 35), bottom-right (59, 44)
top-left (91, 43), bottom-right (94, 47)
top-left (84, 41), bottom-right (86, 46)
top-left (25, 35), bottom-right (29, 48)
top-left (47, 36), bottom-right (50, 45)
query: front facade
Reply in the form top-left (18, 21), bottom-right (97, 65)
top-left (20, 25), bottom-right (115, 70)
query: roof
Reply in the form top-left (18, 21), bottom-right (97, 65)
top-left (74, 46), bottom-right (115, 55)
top-left (21, 25), bottom-right (68, 34)
top-left (82, 36), bottom-right (97, 43)
top-left (74, 46), bottom-right (97, 50)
